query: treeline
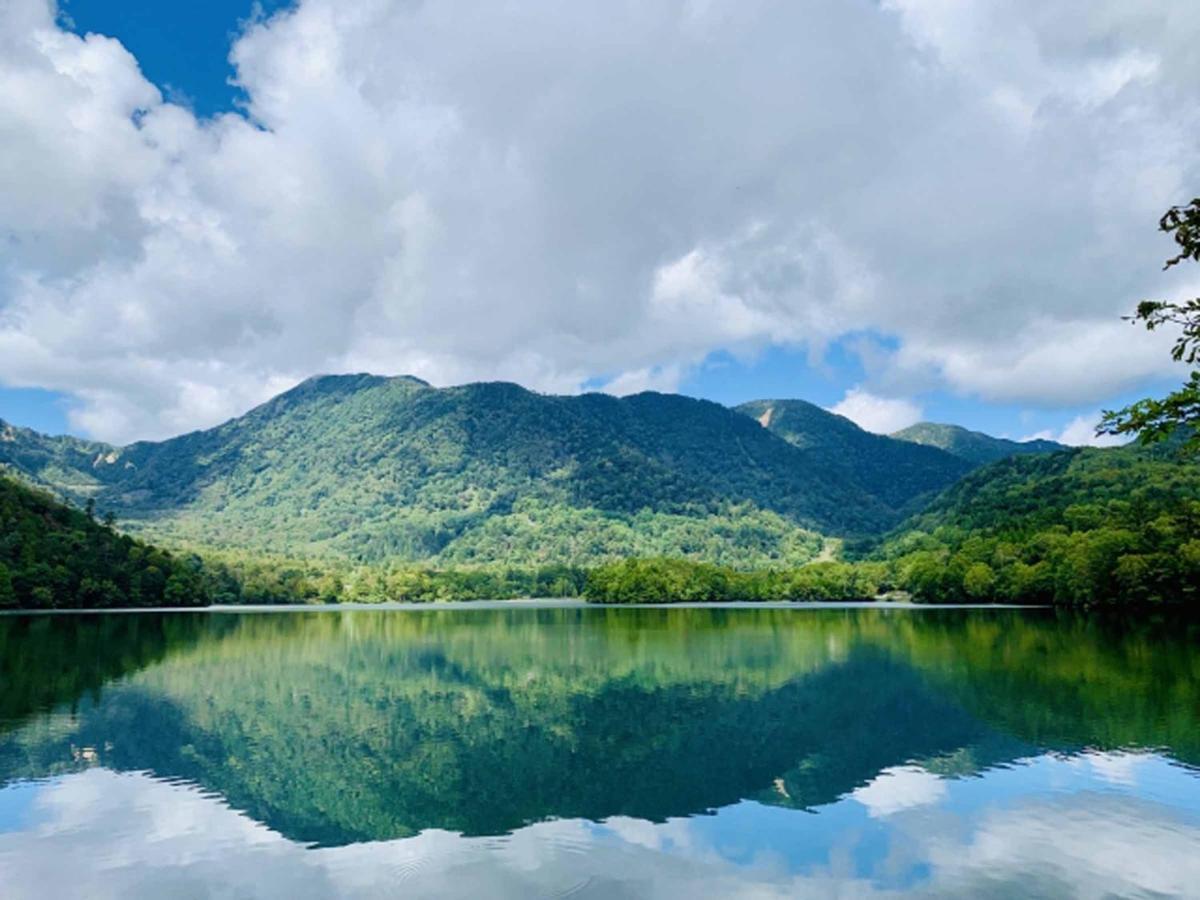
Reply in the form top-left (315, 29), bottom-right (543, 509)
top-left (195, 549), bottom-right (589, 604)
top-left (876, 446), bottom-right (1200, 606)
top-left (583, 447), bottom-right (1200, 607)
top-left (0, 472), bottom-right (597, 609)
top-left (582, 558), bottom-right (888, 603)
top-left (6, 441), bottom-right (1198, 609)
top-left (0, 476), bottom-right (208, 609)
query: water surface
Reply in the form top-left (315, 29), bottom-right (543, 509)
top-left (0, 606), bottom-right (1197, 898)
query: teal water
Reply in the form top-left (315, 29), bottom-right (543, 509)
top-left (0, 605), bottom-right (1197, 898)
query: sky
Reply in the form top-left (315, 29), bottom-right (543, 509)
top-left (1, 0), bottom-right (1197, 444)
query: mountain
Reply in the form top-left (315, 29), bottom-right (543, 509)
top-left (735, 399), bottom-right (972, 510)
top-left (877, 442), bottom-right (1200, 604)
top-left (578, 440), bottom-right (1200, 607)
top-left (0, 418), bottom-right (118, 497)
top-left (891, 421), bottom-right (1067, 465)
top-left (0, 473), bottom-right (207, 608)
top-left (0, 375), bottom-right (972, 567)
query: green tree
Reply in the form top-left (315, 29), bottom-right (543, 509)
top-left (0, 475), bottom-right (213, 609)
top-left (962, 562), bottom-right (995, 599)
top-left (1101, 198), bottom-right (1200, 450)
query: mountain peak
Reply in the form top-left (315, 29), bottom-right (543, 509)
top-left (891, 422), bottom-right (1067, 465)
top-left (0, 377), bottom-right (980, 567)
top-left (734, 398), bottom-right (971, 517)
top-left (736, 398), bottom-right (871, 446)
top-left (292, 372), bottom-right (431, 392)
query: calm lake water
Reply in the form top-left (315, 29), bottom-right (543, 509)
top-left (0, 605), bottom-right (1197, 899)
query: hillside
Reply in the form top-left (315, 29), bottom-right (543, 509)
top-left (585, 442), bottom-right (1200, 606)
top-left (0, 474), bottom-right (207, 609)
top-left (891, 421), bottom-right (1067, 465)
top-left (735, 399), bottom-right (972, 510)
top-left (0, 419), bottom-right (118, 497)
top-left (878, 443), bottom-right (1200, 604)
top-left (0, 376), bottom-right (972, 567)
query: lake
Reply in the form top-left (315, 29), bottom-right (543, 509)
top-left (0, 604), bottom-right (1197, 898)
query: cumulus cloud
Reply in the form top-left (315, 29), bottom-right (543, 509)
top-left (851, 764), bottom-right (947, 817)
top-left (921, 793), bottom-right (1200, 899)
top-left (4, 759), bottom-right (1200, 899)
top-left (599, 365), bottom-right (687, 398)
top-left (828, 388), bottom-right (923, 434)
top-left (1023, 411), bottom-right (1128, 447)
top-left (1, 0), bottom-right (1198, 440)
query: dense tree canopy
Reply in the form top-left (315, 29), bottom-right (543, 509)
top-left (0, 475), bottom-right (207, 609)
top-left (876, 445), bottom-right (1200, 606)
top-left (586, 443), bottom-right (1200, 607)
top-left (0, 376), bottom-right (972, 569)
top-left (890, 422), bottom-right (1066, 465)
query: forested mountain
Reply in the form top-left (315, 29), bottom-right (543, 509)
top-left (0, 376), bottom-right (968, 567)
top-left (0, 474), bottom-right (207, 609)
top-left (735, 399), bottom-right (972, 508)
top-left (11, 373), bottom-right (1167, 590)
top-left (3, 378), bottom-right (1197, 606)
top-left (0, 419), bottom-right (118, 497)
top-left (891, 421), bottom-right (1067, 465)
top-left (877, 442), bottom-right (1200, 604)
top-left (584, 441), bottom-right (1200, 606)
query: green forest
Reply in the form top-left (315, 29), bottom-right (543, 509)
top-left (5, 429), bottom-right (1197, 609)
top-left (0, 375), bottom-right (969, 565)
top-left (874, 443), bottom-right (1200, 605)
top-left (0, 476), bottom-right (208, 609)
top-left (0, 420), bottom-right (1195, 609)
top-left (584, 443), bottom-right (1200, 606)
top-left (3, 606), bottom-right (1196, 840)
top-left (1, 323), bottom-right (1197, 611)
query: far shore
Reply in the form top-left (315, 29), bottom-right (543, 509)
top-left (0, 598), bottom-right (1048, 615)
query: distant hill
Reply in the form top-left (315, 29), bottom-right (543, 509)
top-left (735, 400), bottom-right (972, 512)
top-left (0, 376), bottom-right (972, 567)
top-left (891, 422), bottom-right (1067, 465)
top-left (877, 441), bottom-right (1200, 604)
top-left (0, 419), bottom-right (117, 497)
top-left (0, 474), bottom-right (206, 608)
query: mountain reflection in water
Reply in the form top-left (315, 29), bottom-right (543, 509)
top-left (0, 606), bottom-right (1197, 899)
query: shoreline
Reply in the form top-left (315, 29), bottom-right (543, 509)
top-left (0, 598), bottom-right (1049, 615)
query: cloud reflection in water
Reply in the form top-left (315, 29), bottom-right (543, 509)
top-left (1, 751), bottom-right (1197, 900)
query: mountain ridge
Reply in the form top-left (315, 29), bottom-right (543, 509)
top-left (891, 421), bottom-right (1068, 465)
top-left (735, 399), bottom-right (972, 512)
top-left (2, 374), bottom-right (1090, 569)
top-left (0, 374), bottom-right (979, 566)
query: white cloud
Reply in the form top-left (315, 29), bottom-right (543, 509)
top-left (1023, 411), bottom-right (1128, 448)
top-left (1083, 750), bottom-right (1145, 787)
top-left (887, 319), bottom-right (1183, 407)
top-left (828, 388), bottom-right (923, 434)
top-left (4, 759), bottom-right (1200, 899)
top-left (0, 770), bottom-right (804, 899)
top-left (851, 764), bottom-right (947, 817)
top-left (599, 365), bottom-right (687, 397)
top-left (922, 793), bottom-right (1200, 899)
top-left (1, 0), bottom-right (1199, 440)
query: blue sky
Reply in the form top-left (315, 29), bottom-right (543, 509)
top-left (0, 1), bottom-right (1194, 443)
top-left (57, 0), bottom-right (292, 117)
